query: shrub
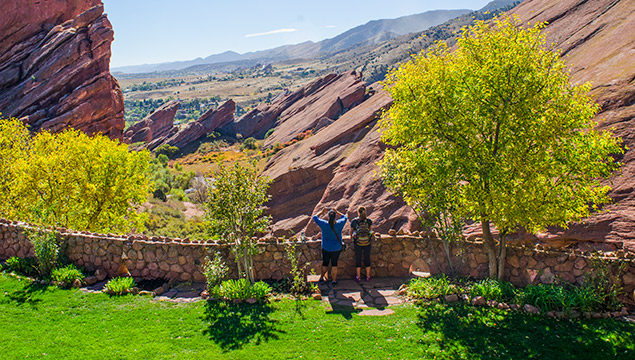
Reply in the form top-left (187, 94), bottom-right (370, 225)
top-left (155, 144), bottom-right (179, 158)
top-left (518, 283), bottom-right (575, 312)
top-left (284, 242), bottom-right (316, 297)
top-left (202, 252), bottom-right (229, 291)
top-left (211, 278), bottom-right (271, 301)
top-left (168, 188), bottom-right (187, 201)
top-left (51, 264), bottom-right (85, 288)
top-left (264, 128), bottom-right (275, 139)
top-left (583, 254), bottom-right (627, 311)
top-left (469, 278), bottom-right (516, 302)
top-left (156, 154), bottom-right (169, 167)
top-left (4, 256), bottom-right (36, 276)
top-left (29, 230), bottom-right (59, 278)
top-left (407, 275), bottom-right (457, 299)
top-left (240, 137), bottom-right (258, 151)
top-left (105, 277), bottom-right (136, 295)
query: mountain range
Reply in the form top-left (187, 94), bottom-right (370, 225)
top-left (112, 6), bottom-right (505, 74)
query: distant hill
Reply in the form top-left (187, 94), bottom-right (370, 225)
top-left (112, 9), bottom-right (471, 74)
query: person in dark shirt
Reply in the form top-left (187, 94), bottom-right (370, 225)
top-left (312, 207), bottom-right (347, 285)
top-left (350, 206), bottom-right (373, 282)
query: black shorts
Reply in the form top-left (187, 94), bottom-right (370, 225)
top-left (322, 249), bottom-right (341, 267)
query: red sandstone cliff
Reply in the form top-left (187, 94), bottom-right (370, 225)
top-left (147, 100), bottom-right (236, 151)
top-left (262, 81), bottom-right (419, 236)
top-left (0, 0), bottom-right (124, 139)
top-left (124, 101), bottom-right (179, 144)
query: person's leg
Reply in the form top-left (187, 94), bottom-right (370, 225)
top-left (363, 245), bottom-right (371, 280)
top-left (321, 249), bottom-right (330, 281)
top-left (354, 244), bottom-right (362, 281)
top-left (331, 250), bottom-right (341, 283)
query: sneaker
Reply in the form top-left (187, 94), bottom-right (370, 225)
top-left (365, 276), bottom-right (371, 282)
top-left (354, 276), bottom-right (361, 283)
top-left (318, 277), bottom-right (327, 284)
top-left (331, 280), bottom-right (338, 286)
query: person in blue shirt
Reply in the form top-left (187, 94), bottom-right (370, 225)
top-left (312, 207), bottom-right (347, 285)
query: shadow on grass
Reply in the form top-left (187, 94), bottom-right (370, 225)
top-left (202, 300), bottom-right (282, 351)
top-left (416, 302), bottom-right (635, 360)
top-left (1, 280), bottom-right (48, 308)
top-left (325, 303), bottom-right (362, 320)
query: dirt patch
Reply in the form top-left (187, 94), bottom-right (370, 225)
top-left (183, 201), bottom-right (204, 220)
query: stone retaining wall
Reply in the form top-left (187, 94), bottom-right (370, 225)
top-left (1, 219), bottom-right (634, 303)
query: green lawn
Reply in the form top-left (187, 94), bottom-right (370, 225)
top-left (0, 273), bottom-right (633, 359)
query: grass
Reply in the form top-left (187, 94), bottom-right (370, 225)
top-left (1, 273), bottom-right (634, 359)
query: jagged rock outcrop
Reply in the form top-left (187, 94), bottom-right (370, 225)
top-left (0, 0), bottom-right (124, 139)
top-left (263, 71), bottom-right (366, 147)
top-left (147, 100), bottom-right (235, 150)
top-left (462, 0), bottom-right (635, 251)
top-left (221, 71), bottom-right (366, 143)
top-left (124, 101), bottom-right (179, 144)
top-left (263, 82), bottom-right (419, 236)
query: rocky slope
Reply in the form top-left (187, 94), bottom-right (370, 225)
top-left (0, 0), bottom-right (124, 139)
top-left (124, 101), bottom-right (179, 144)
top-left (147, 100), bottom-right (236, 151)
top-left (258, 0), bottom-right (635, 252)
top-left (260, 79), bottom-right (419, 236)
top-left (462, 0), bottom-right (635, 251)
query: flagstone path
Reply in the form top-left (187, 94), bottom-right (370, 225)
top-left (82, 276), bottom-right (411, 315)
top-left (308, 275), bottom-right (408, 316)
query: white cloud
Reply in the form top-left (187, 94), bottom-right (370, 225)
top-left (325, 25), bottom-right (337, 28)
top-left (245, 28), bottom-right (297, 38)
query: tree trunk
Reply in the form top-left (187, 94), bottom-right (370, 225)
top-left (481, 219), bottom-right (498, 278)
top-left (442, 240), bottom-right (455, 275)
top-left (497, 233), bottom-right (507, 280)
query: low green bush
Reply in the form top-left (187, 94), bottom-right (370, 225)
top-left (105, 277), bottom-right (136, 295)
top-left (202, 252), bottom-right (229, 290)
top-left (284, 242), bottom-right (317, 297)
top-left (29, 230), bottom-right (60, 278)
top-left (211, 278), bottom-right (271, 301)
top-left (407, 275), bottom-right (457, 299)
top-left (4, 256), bottom-right (37, 276)
top-left (240, 137), bottom-right (258, 151)
top-left (469, 278), bottom-right (516, 302)
top-left (51, 264), bottom-right (85, 288)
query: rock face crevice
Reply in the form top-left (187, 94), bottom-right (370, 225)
top-left (0, 1), bottom-right (124, 139)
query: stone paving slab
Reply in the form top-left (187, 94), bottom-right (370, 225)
top-left (337, 291), bottom-right (362, 301)
top-left (359, 309), bottom-right (395, 316)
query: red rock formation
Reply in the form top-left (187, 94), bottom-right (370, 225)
top-left (462, 0), bottom-right (635, 251)
top-left (124, 101), bottom-right (179, 144)
top-left (263, 71), bottom-right (366, 148)
top-left (147, 100), bottom-right (235, 150)
top-left (263, 82), bottom-right (419, 236)
top-left (0, 1), bottom-right (124, 139)
top-left (222, 72), bottom-right (365, 143)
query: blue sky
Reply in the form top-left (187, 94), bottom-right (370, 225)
top-left (103, 0), bottom-right (492, 68)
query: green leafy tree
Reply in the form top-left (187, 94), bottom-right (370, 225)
top-left (379, 16), bottom-right (622, 279)
top-left (204, 160), bottom-right (272, 283)
top-left (0, 117), bottom-right (152, 233)
top-left (381, 150), bottom-right (465, 274)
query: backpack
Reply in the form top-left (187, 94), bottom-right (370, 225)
top-left (355, 218), bottom-right (372, 246)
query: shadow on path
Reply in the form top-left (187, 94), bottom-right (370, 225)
top-left (416, 302), bottom-right (635, 360)
top-left (202, 301), bottom-right (283, 351)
